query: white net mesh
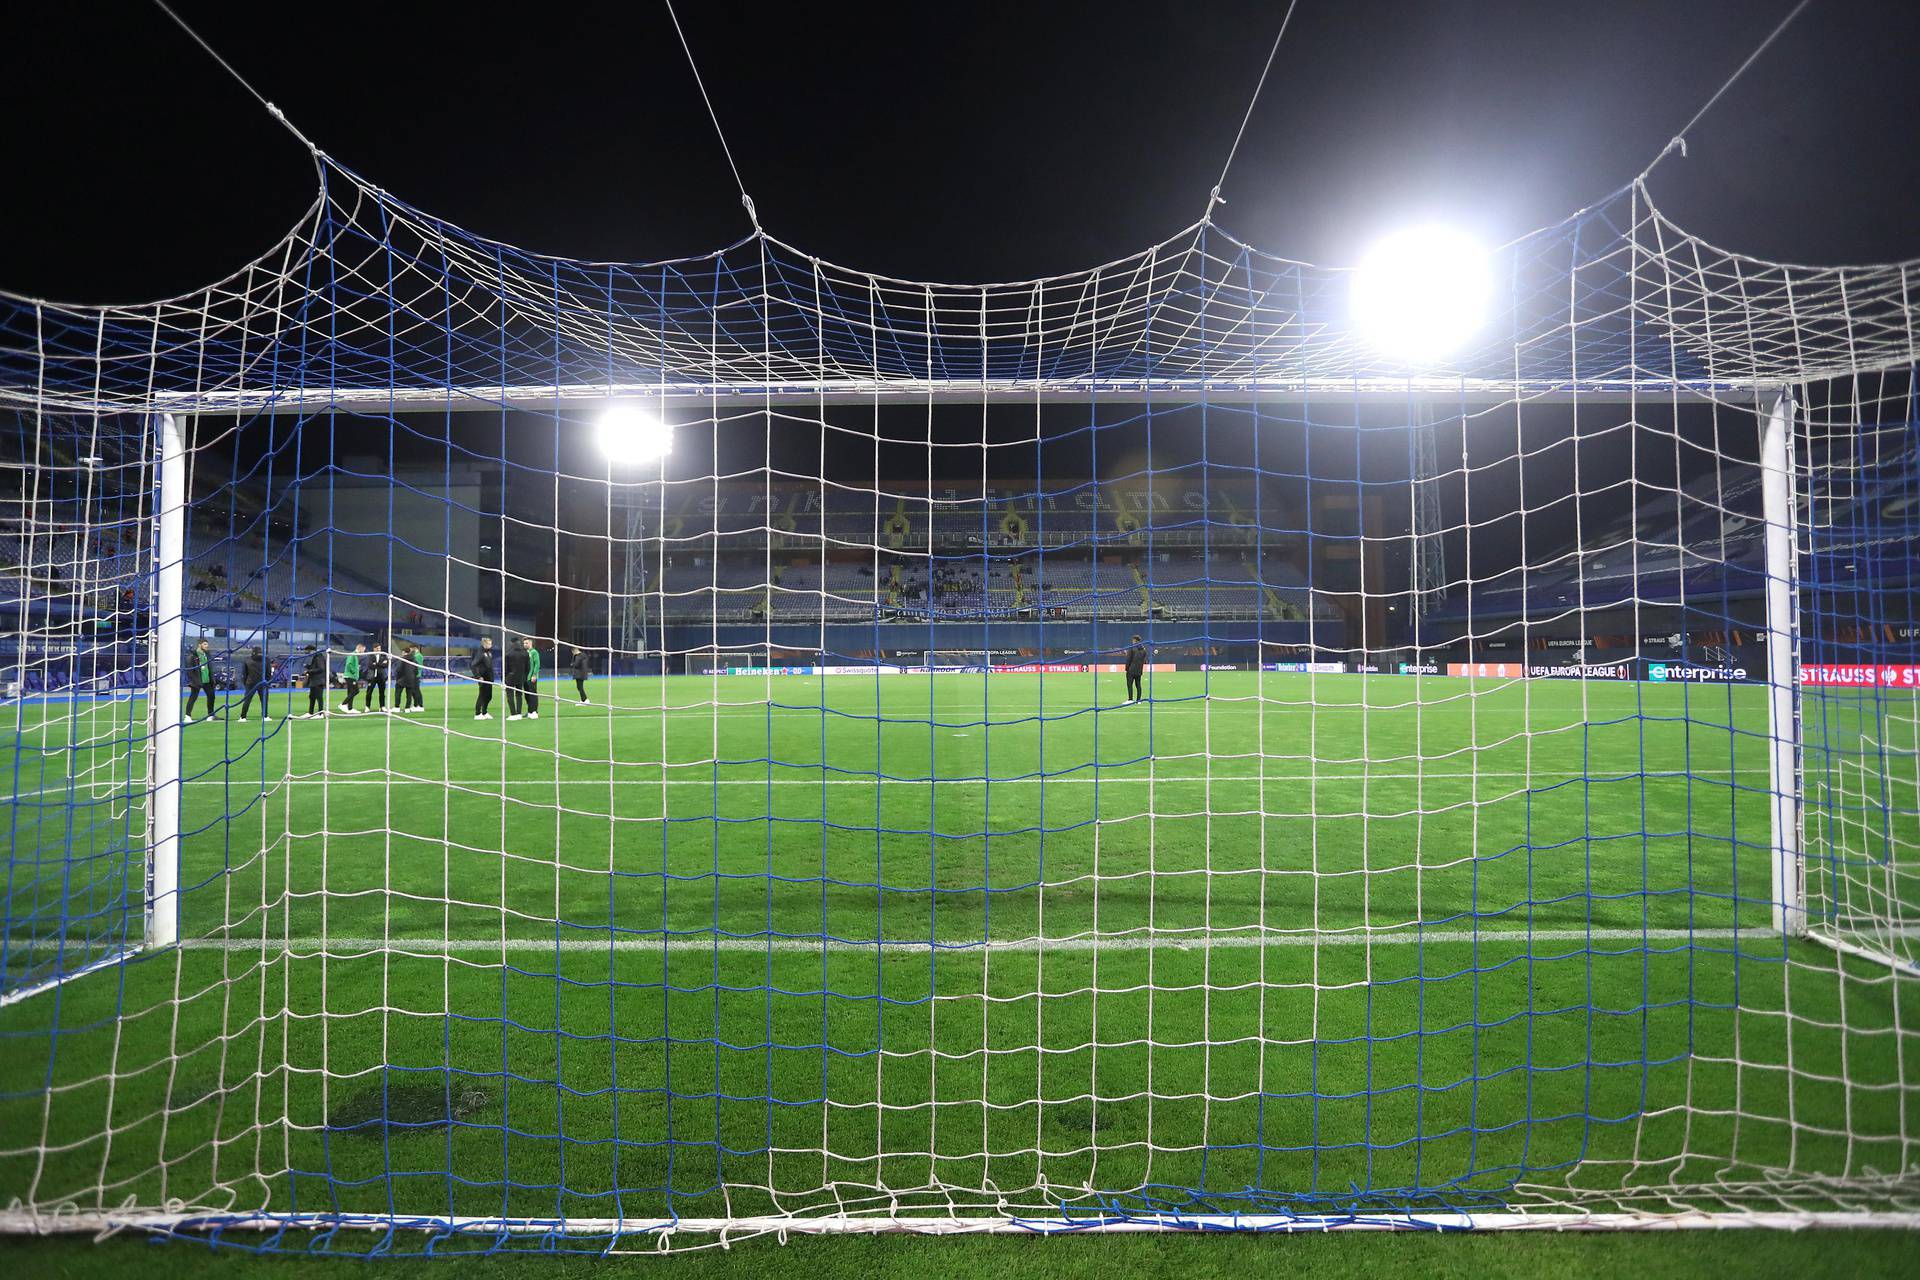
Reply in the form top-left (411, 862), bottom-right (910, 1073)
top-left (0, 160), bottom-right (1915, 1252)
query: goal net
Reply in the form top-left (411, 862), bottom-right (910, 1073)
top-left (683, 651), bottom-right (759, 676)
top-left (0, 411), bottom-right (158, 1002)
top-left (0, 160), bottom-right (1916, 1253)
top-left (1798, 394), bottom-right (1920, 974)
top-left (921, 650), bottom-right (994, 671)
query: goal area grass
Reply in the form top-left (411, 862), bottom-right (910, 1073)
top-left (2, 670), bottom-right (1915, 1239)
top-left (3, 1222), bottom-right (1918, 1278)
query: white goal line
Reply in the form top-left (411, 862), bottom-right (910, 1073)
top-left (164, 925), bottom-right (1868, 957)
top-left (0, 765), bottom-right (1776, 803)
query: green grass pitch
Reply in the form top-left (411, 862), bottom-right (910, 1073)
top-left (1, 670), bottom-right (1914, 1248)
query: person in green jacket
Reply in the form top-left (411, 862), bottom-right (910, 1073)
top-left (184, 638), bottom-right (216, 721)
top-left (339, 642), bottom-right (365, 713)
top-left (522, 638), bottom-right (541, 718)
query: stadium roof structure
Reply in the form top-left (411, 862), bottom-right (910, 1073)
top-left (2, 153), bottom-right (1917, 417)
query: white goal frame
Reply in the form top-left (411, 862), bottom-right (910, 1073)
top-left (145, 412), bottom-right (186, 954)
top-left (113, 395), bottom-right (1840, 938)
top-left (121, 390), bottom-right (1844, 995)
top-left (921, 649), bottom-right (996, 670)
top-left (682, 650), bottom-right (759, 675)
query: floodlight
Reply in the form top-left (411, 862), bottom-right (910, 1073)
top-left (595, 403), bottom-right (671, 466)
top-left (1349, 225), bottom-right (1491, 362)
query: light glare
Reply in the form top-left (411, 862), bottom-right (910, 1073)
top-left (595, 403), bottom-right (671, 466)
top-left (1350, 226), bottom-right (1491, 362)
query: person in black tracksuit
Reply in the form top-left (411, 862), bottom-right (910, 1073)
top-left (1125, 634), bottom-right (1148, 704)
top-left (502, 639), bottom-right (530, 719)
top-left (398, 644), bottom-right (426, 711)
top-left (237, 645), bottom-right (269, 721)
top-left (367, 643), bottom-right (389, 710)
top-left (302, 644), bottom-right (328, 717)
top-left (470, 637), bottom-right (496, 719)
top-left (569, 647), bottom-right (591, 705)
top-left (184, 639), bottom-right (216, 720)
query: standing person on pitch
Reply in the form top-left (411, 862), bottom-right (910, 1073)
top-left (569, 647), bottom-right (591, 705)
top-left (386, 641), bottom-right (407, 712)
top-left (184, 637), bottom-right (216, 721)
top-left (503, 636), bottom-right (529, 721)
top-left (237, 645), bottom-right (270, 722)
top-left (339, 642), bottom-right (365, 713)
top-left (366, 640), bottom-right (389, 712)
top-left (1125, 633), bottom-right (1148, 704)
top-left (522, 637), bottom-right (541, 719)
top-left (470, 636), bottom-right (496, 720)
top-left (301, 644), bottom-right (327, 718)
top-left (414, 643), bottom-right (431, 710)
top-left (397, 643), bottom-right (426, 712)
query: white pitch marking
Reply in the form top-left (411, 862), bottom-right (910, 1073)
top-left (152, 924), bottom-right (1884, 958)
top-left (0, 766), bottom-right (1779, 803)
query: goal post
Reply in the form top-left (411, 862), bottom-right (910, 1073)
top-left (1760, 393), bottom-right (1806, 940)
top-left (144, 411), bottom-right (185, 951)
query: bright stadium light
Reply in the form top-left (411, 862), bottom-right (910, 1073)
top-left (595, 402), bottom-right (671, 466)
top-left (1349, 225), bottom-right (1491, 362)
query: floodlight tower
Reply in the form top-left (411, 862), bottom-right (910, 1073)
top-left (596, 404), bottom-right (672, 669)
top-left (1349, 226), bottom-right (1488, 651)
top-left (1410, 411), bottom-right (1448, 625)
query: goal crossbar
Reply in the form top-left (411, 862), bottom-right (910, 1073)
top-left (121, 379), bottom-right (1786, 417)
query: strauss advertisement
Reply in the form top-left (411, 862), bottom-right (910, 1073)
top-left (1800, 664), bottom-right (1920, 688)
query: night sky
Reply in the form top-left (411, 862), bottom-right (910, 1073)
top-left (4, 2), bottom-right (1910, 650)
top-left (3, 0), bottom-right (1918, 307)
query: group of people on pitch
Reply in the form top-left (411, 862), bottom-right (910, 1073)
top-left (181, 637), bottom-right (293, 722)
top-left (179, 635), bottom-right (596, 723)
top-left (301, 639), bottom-right (431, 719)
top-left (463, 636), bottom-right (592, 721)
top-left (182, 635), bottom-right (1140, 722)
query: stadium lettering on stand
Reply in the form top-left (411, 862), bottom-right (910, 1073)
top-left (1530, 662), bottom-right (1634, 679)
